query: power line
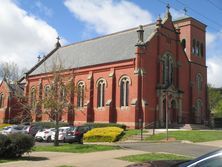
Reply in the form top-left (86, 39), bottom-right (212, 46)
top-left (207, 0), bottom-right (222, 12)
top-left (176, 0), bottom-right (222, 28)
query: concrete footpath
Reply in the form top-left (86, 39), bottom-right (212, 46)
top-left (0, 149), bottom-right (148, 167)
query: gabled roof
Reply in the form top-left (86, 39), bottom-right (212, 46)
top-left (29, 23), bottom-right (156, 76)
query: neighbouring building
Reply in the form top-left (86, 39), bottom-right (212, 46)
top-left (0, 8), bottom-right (208, 128)
top-left (0, 78), bottom-right (24, 123)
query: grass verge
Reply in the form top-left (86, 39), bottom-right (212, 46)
top-left (117, 153), bottom-right (192, 162)
top-left (34, 144), bottom-right (120, 153)
top-left (146, 130), bottom-right (222, 142)
top-left (121, 129), bottom-right (141, 140)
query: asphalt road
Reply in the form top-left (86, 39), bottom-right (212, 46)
top-left (118, 142), bottom-right (220, 157)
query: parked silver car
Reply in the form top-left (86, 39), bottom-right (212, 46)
top-left (1, 125), bottom-right (25, 135)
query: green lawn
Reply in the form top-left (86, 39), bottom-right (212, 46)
top-left (34, 144), bottom-right (120, 153)
top-left (121, 129), bottom-right (141, 140)
top-left (0, 159), bottom-right (13, 163)
top-left (118, 153), bottom-right (192, 162)
top-left (146, 130), bottom-right (222, 142)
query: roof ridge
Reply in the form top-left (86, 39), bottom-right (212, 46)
top-left (62, 22), bottom-right (156, 49)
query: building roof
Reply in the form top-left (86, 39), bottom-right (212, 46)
top-left (29, 23), bottom-right (156, 76)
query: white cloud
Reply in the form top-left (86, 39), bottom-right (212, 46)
top-left (206, 31), bottom-right (222, 87)
top-left (206, 32), bottom-right (217, 46)
top-left (64, 0), bottom-right (153, 35)
top-left (0, 0), bottom-right (60, 70)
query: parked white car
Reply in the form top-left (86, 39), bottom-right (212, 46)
top-left (1, 125), bottom-right (24, 135)
top-left (35, 128), bottom-right (55, 142)
top-left (51, 127), bottom-right (70, 142)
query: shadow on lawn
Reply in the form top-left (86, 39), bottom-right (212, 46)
top-left (127, 160), bottom-right (190, 167)
top-left (20, 156), bottom-right (49, 161)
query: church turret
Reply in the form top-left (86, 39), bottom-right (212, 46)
top-left (174, 16), bottom-right (206, 65)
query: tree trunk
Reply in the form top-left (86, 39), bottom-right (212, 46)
top-left (54, 111), bottom-right (59, 146)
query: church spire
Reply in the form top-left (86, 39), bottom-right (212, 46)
top-left (165, 3), bottom-right (172, 20)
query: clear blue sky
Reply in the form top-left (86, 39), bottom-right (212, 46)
top-left (1, 0), bottom-right (222, 86)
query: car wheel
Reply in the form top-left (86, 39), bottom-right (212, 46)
top-left (47, 136), bottom-right (51, 142)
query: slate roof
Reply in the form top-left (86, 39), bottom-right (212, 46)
top-left (29, 23), bottom-right (156, 76)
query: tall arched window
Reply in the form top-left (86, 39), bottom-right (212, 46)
top-left (181, 39), bottom-right (186, 52)
top-left (162, 54), bottom-right (174, 86)
top-left (200, 43), bottom-right (204, 57)
top-left (97, 79), bottom-right (106, 108)
top-left (30, 87), bottom-right (36, 109)
top-left (196, 74), bottom-right (203, 93)
top-left (192, 39), bottom-right (196, 54)
top-left (196, 41), bottom-right (200, 56)
top-left (0, 93), bottom-right (4, 108)
top-left (77, 81), bottom-right (85, 108)
top-left (119, 76), bottom-right (131, 107)
top-left (44, 85), bottom-right (50, 98)
top-left (59, 86), bottom-right (66, 102)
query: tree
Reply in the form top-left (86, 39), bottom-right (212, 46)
top-left (0, 62), bottom-right (20, 82)
top-left (208, 84), bottom-right (222, 117)
top-left (39, 60), bottom-right (74, 146)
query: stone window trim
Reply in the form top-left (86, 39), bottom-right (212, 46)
top-left (44, 85), bottom-right (51, 98)
top-left (161, 53), bottom-right (175, 86)
top-left (77, 80), bottom-right (85, 108)
top-left (119, 75), bottom-right (131, 107)
top-left (96, 78), bottom-right (106, 108)
top-left (0, 93), bottom-right (4, 108)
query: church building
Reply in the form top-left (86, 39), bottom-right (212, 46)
top-left (1, 8), bottom-right (208, 128)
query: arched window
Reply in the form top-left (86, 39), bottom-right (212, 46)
top-left (196, 41), bottom-right (200, 56)
top-left (196, 74), bottom-right (203, 93)
top-left (0, 93), bottom-right (4, 108)
top-left (162, 54), bottom-right (174, 86)
top-left (77, 81), bottom-right (85, 108)
top-left (97, 79), bottom-right (106, 107)
top-left (192, 39), bottom-right (196, 54)
top-left (44, 85), bottom-right (50, 98)
top-left (181, 39), bottom-right (186, 52)
top-left (30, 88), bottom-right (36, 109)
top-left (119, 76), bottom-right (131, 107)
top-left (200, 43), bottom-right (204, 57)
top-left (59, 86), bottom-right (66, 102)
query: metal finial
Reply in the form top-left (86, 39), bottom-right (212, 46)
top-left (37, 55), bottom-right (41, 62)
top-left (56, 36), bottom-right (60, 42)
top-left (183, 8), bottom-right (187, 15)
top-left (166, 3), bottom-right (170, 12)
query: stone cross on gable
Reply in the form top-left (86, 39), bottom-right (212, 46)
top-left (37, 55), bottom-right (41, 62)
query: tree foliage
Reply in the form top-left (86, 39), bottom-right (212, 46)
top-left (208, 84), bottom-right (222, 117)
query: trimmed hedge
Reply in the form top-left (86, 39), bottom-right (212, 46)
top-left (84, 127), bottom-right (124, 142)
top-left (84, 123), bottom-right (126, 130)
top-left (32, 122), bottom-right (69, 128)
top-left (0, 133), bottom-right (35, 158)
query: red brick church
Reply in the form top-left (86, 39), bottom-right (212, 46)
top-left (0, 8), bottom-right (208, 128)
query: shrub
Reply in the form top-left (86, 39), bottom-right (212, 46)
top-left (32, 122), bottom-right (69, 128)
top-left (0, 133), bottom-right (35, 158)
top-left (84, 123), bottom-right (126, 130)
top-left (0, 123), bottom-right (11, 129)
top-left (84, 127), bottom-right (124, 142)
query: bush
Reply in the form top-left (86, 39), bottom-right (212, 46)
top-left (0, 123), bottom-right (11, 129)
top-left (0, 133), bottom-right (35, 158)
top-left (84, 127), bottom-right (124, 142)
top-left (84, 123), bottom-right (126, 130)
top-left (32, 122), bottom-right (69, 128)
